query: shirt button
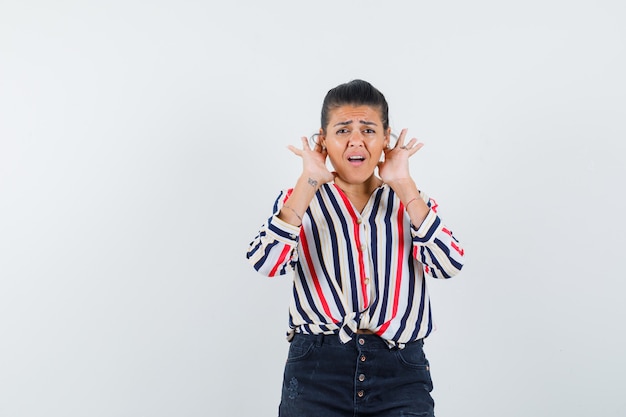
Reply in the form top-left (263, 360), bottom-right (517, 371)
top-left (364, 278), bottom-right (370, 285)
top-left (358, 338), bottom-right (365, 345)
top-left (289, 234), bottom-right (296, 239)
top-left (360, 355), bottom-right (366, 362)
top-left (357, 218), bottom-right (362, 224)
top-left (360, 244), bottom-right (366, 252)
top-left (357, 390), bottom-right (364, 398)
top-left (359, 374), bottom-right (365, 382)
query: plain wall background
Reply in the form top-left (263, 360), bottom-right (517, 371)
top-left (1, 1), bottom-right (625, 416)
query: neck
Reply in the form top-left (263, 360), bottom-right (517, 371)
top-left (334, 175), bottom-right (383, 198)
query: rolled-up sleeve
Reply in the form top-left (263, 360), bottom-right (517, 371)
top-left (246, 195), bottom-right (301, 277)
top-left (411, 195), bottom-right (465, 279)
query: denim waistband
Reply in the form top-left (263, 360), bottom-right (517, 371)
top-left (292, 331), bottom-right (424, 350)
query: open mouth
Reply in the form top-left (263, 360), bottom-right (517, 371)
top-left (348, 156), bottom-right (365, 162)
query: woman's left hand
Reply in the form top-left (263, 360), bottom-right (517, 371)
top-left (378, 128), bottom-right (424, 185)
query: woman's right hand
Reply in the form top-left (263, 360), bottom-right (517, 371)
top-left (287, 136), bottom-right (335, 187)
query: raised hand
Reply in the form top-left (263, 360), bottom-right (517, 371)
top-left (287, 136), bottom-right (336, 187)
top-left (378, 128), bottom-right (424, 186)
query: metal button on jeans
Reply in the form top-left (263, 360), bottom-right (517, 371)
top-left (358, 338), bottom-right (365, 345)
top-left (358, 373), bottom-right (365, 381)
top-left (357, 390), bottom-right (364, 398)
top-left (360, 355), bottom-right (366, 362)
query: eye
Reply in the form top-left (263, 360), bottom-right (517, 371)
top-left (336, 128), bottom-right (350, 134)
top-left (363, 128), bottom-right (376, 134)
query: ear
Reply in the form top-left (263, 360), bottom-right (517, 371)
top-left (318, 128), bottom-right (326, 148)
top-left (384, 127), bottom-right (391, 148)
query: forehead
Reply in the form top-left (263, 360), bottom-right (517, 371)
top-left (328, 105), bottom-right (382, 124)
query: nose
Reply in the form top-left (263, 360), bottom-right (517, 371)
top-left (348, 131), bottom-right (365, 147)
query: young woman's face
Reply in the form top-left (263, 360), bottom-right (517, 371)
top-left (321, 105), bottom-right (390, 185)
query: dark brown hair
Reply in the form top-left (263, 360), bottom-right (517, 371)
top-left (320, 79), bottom-right (389, 134)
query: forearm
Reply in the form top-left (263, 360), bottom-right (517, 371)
top-left (278, 175), bottom-right (320, 226)
top-left (388, 178), bottom-right (430, 227)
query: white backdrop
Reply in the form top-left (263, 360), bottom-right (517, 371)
top-left (1, 1), bottom-right (625, 416)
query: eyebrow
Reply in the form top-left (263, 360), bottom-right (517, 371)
top-left (333, 120), bottom-right (379, 127)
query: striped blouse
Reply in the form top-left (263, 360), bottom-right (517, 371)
top-left (246, 182), bottom-right (465, 348)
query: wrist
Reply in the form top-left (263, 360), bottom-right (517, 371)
top-left (282, 204), bottom-right (303, 225)
top-left (298, 175), bottom-right (322, 191)
top-left (387, 178), bottom-right (417, 200)
top-left (404, 196), bottom-right (420, 211)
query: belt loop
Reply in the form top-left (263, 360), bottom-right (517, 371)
top-left (315, 334), bottom-right (324, 347)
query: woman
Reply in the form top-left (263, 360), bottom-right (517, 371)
top-left (246, 79), bottom-right (465, 417)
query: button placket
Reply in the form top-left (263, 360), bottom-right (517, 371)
top-left (355, 337), bottom-right (369, 401)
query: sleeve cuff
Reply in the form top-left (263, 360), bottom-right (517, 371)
top-left (267, 214), bottom-right (301, 244)
top-left (410, 208), bottom-right (441, 243)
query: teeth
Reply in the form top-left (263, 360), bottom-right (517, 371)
top-left (349, 156), bottom-right (365, 161)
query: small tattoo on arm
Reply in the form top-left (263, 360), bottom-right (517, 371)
top-left (308, 178), bottom-right (318, 188)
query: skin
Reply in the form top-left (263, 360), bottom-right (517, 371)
top-left (280, 105), bottom-right (430, 227)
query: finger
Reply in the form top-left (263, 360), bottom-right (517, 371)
top-left (313, 141), bottom-right (325, 153)
top-left (407, 142), bottom-right (424, 156)
top-left (395, 128), bottom-right (408, 149)
top-left (301, 136), bottom-right (310, 149)
top-left (404, 138), bottom-right (418, 149)
top-left (287, 144), bottom-right (303, 156)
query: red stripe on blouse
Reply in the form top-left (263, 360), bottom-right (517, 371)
top-left (378, 205), bottom-right (406, 334)
top-left (429, 198), bottom-right (438, 213)
top-left (269, 245), bottom-right (291, 277)
top-left (300, 230), bottom-right (338, 323)
top-left (267, 189), bottom-right (297, 277)
top-left (334, 185), bottom-right (368, 308)
top-left (451, 241), bottom-right (464, 256)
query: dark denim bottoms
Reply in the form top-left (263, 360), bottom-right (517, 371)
top-left (278, 333), bottom-right (434, 417)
